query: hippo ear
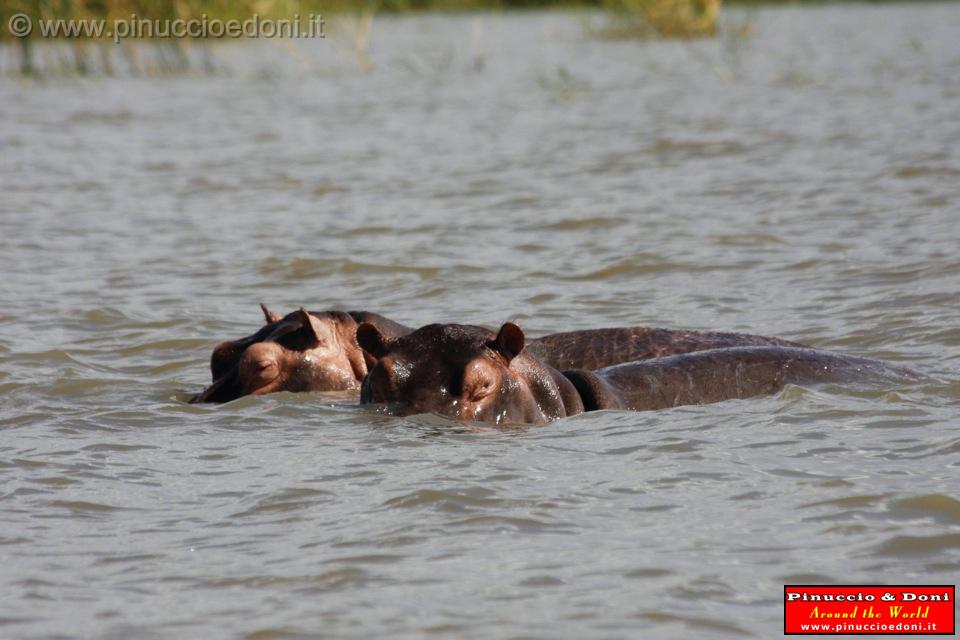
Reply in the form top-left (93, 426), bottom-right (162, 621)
top-left (491, 322), bottom-right (525, 362)
top-left (356, 322), bottom-right (391, 359)
top-left (295, 308), bottom-right (321, 343)
top-left (260, 303), bottom-right (282, 324)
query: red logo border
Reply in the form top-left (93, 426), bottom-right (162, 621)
top-left (784, 584), bottom-right (956, 636)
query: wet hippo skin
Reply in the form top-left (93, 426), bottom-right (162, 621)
top-left (358, 322), bottom-right (922, 425)
top-left (191, 306), bottom-right (809, 404)
top-left (207, 305), bottom-right (412, 383)
top-left (525, 327), bottom-right (804, 371)
top-left (190, 306), bottom-right (411, 404)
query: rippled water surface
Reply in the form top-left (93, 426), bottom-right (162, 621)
top-left (2, 4), bottom-right (960, 638)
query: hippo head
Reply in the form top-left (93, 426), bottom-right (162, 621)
top-left (208, 303), bottom-right (284, 381)
top-left (358, 322), bottom-right (581, 425)
top-left (191, 307), bottom-right (368, 403)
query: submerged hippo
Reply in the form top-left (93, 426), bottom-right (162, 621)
top-left (191, 306), bottom-right (411, 403)
top-left (357, 322), bottom-right (921, 425)
top-left (191, 305), bottom-right (805, 404)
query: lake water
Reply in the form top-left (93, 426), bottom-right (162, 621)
top-left (1, 4), bottom-right (959, 638)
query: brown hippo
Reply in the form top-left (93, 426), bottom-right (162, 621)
top-left (207, 304), bottom-right (413, 382)
top-left (190, 305), bottom-right (805, 404)
top-left (357, 322), bottom-right (922, 425)
top-left (191, 306), bottom-right (411, 403)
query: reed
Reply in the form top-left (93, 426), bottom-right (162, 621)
top-left (1, 0), bottom-right (727, 75)
top-left (2, 0), bottom-right (339, 74)
top-left (2, 0), bottom-right (332, 40)
top-left (3, 0), bottom-right (723, 37)
top-left (599, 0), bottom-right (721, 38)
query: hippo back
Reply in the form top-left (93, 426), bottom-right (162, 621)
top-left (527, 327), bottom-right (807, 371)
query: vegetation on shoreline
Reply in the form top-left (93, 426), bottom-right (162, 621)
top-left (0, 0), bottom-right (906, 76)
top-left (1, 0), bottom-right (731, 75)
top-left (4, 0), bottom-right (726, 39)
top-left (600, 0), bottom-right (719, 37)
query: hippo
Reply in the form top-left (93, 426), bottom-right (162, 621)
top-left (190, 305), bottom-right (805, 404)
top-left (190, 306), bottom-right (411, 404)
top-left (206, 305), bottom-right (413, 383)
top-left (357, 322), bottom-right (922, 425)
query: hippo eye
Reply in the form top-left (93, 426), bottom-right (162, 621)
top-left (238, 342), bottom-right (285, 391)
top-left (252, 359), bottom-right (278, 381)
